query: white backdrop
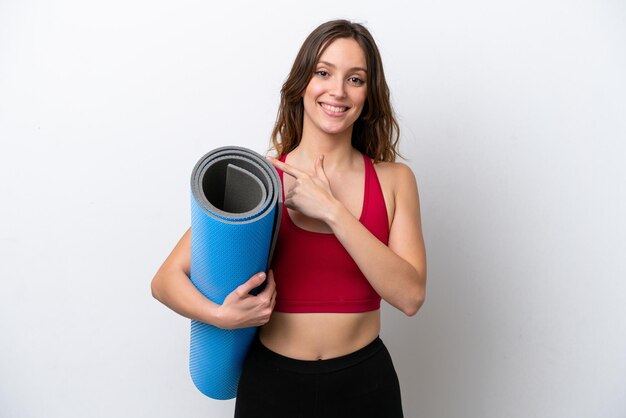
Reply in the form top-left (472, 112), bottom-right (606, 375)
top-left (1, 1), bottom-right (625, 417)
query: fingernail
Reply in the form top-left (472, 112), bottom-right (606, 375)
top-left (259, 272), bottom-right (266, 279)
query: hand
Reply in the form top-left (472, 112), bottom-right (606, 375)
top-left (267, 155), bottom-right (338, 222)
top-left (216, 270), bottom-right (277, 330)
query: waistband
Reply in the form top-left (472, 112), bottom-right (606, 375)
top-left (249, 334), bottom-right (385, 374)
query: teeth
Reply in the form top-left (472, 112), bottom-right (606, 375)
top-left (321, 103), bottom-right (347, 113)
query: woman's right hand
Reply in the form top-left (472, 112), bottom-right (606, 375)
top-left (215, 269), bottom-right (277, 330)
top-left (151, 228), bottom-right (278, 330)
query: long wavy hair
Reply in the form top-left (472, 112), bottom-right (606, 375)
top-left (269, 20), bottom-right (402, 163)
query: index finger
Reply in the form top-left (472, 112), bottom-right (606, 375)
top-left (266, 156), bottom-right (308, 179)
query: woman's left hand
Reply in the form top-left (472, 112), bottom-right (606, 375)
top-left (267, 155), bottom-right (338, 222)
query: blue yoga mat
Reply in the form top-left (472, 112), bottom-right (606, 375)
top-left (189, 146), bottom-right (282, 400)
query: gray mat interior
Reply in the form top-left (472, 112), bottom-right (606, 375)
top-left (191, 146), bottom-right (282, 273)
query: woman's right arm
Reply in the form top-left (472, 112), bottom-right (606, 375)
top-left (150, 228), bottom-right (276, 330)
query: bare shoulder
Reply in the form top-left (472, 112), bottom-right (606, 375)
top-left (371, 160), bottom-right (419, 227)
top-left (372, 160), bottom-right (418, 197)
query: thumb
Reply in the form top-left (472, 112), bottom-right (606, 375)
top-left (236, 272), bottom-right (266, 297)
top-left (315, 154), bottom-right (328, 181)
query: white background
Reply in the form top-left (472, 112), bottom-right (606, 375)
top-left (1, 1), bottom-right (625, 417)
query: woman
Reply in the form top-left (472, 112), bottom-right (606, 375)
top-left (151, 20), bottom-right (426, 418)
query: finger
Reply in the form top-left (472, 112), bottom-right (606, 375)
top-left (266, 156), bottom-right (308, 179)
top-left (269, 291), bottom-right (277, 310)
top-left (261, 269), bottom-right (276, 295)
top-left (284, 198), bottom-right (295, 210)
top-left (315, 154), bottom-right (328, 181)
top-left (236, 272), bottom-right (266, 297)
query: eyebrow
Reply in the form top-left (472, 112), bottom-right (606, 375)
top-left (317, 61), bottom-right (368, 73)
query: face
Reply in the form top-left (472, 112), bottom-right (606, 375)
top-left (302, 37), bottom-right (368, 138)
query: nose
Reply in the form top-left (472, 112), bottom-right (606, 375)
top-left (329, 78), bottom-right (346, 99)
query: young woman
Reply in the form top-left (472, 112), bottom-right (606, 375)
top-left (151, 20), bottom-right (427, 418)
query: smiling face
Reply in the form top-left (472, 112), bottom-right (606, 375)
top-left (301, 37), bottom-right (368, 139)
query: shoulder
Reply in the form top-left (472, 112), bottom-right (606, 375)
top-left (370, 159), bottom-right (419, 227)
top-left (371, 159), bottom-right (418, 198)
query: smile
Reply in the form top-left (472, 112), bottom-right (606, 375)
top-left (320, 103), bottom-right (348, 113)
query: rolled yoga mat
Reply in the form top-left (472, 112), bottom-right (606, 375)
top-left (189, 146), bottom-right (282, 400)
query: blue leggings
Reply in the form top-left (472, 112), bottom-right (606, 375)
top-left (234, 334), bottom-right (404, 418)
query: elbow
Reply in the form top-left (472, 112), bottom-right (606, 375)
top-left (402, 289), bottom-right (425, 317)
top-left (402, 271), bottom-right (426, 317)
top-left (151, 275), bottom-right (163, 302)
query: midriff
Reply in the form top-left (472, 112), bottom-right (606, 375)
top-left (258, 310), bottom-right (381, 360)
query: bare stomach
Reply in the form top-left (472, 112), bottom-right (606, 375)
top-left (258, 310), bottom-right (381, 360)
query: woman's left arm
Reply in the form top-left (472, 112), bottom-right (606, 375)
top-left (327, 162), bottom-right (426, 316)
top-left (268, 155), bottom-right (427, 316)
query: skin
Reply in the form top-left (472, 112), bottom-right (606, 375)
top-left (151, 37), bottom-right (427, 360)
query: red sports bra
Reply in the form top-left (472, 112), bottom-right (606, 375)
top-left (270, 152), bottom-right (390, 313)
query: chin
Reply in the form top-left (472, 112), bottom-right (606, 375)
top-left (321, 126), bottom-right (352, 136)
top-left (320, 119), bottom-right (359, 135)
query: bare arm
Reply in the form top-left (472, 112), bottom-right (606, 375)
top-left (151, 228), bottom-right (277, 329)
top-left (327, 163), bottom-right (426, 316)
top-left (268, 155), bottom-right (426, 317)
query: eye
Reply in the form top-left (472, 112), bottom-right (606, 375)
top-left (348, 76), bottom-right (365, 86)
top-left (315, 70), bottom-right (329, 77)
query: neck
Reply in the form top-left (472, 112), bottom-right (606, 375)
top-left (292, 125), bottom-right (357, 173)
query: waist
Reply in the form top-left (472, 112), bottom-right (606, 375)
top-left (259, 310), bottom-right (381, 360)
top-left (250, 332), bottom-right (385, 374)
